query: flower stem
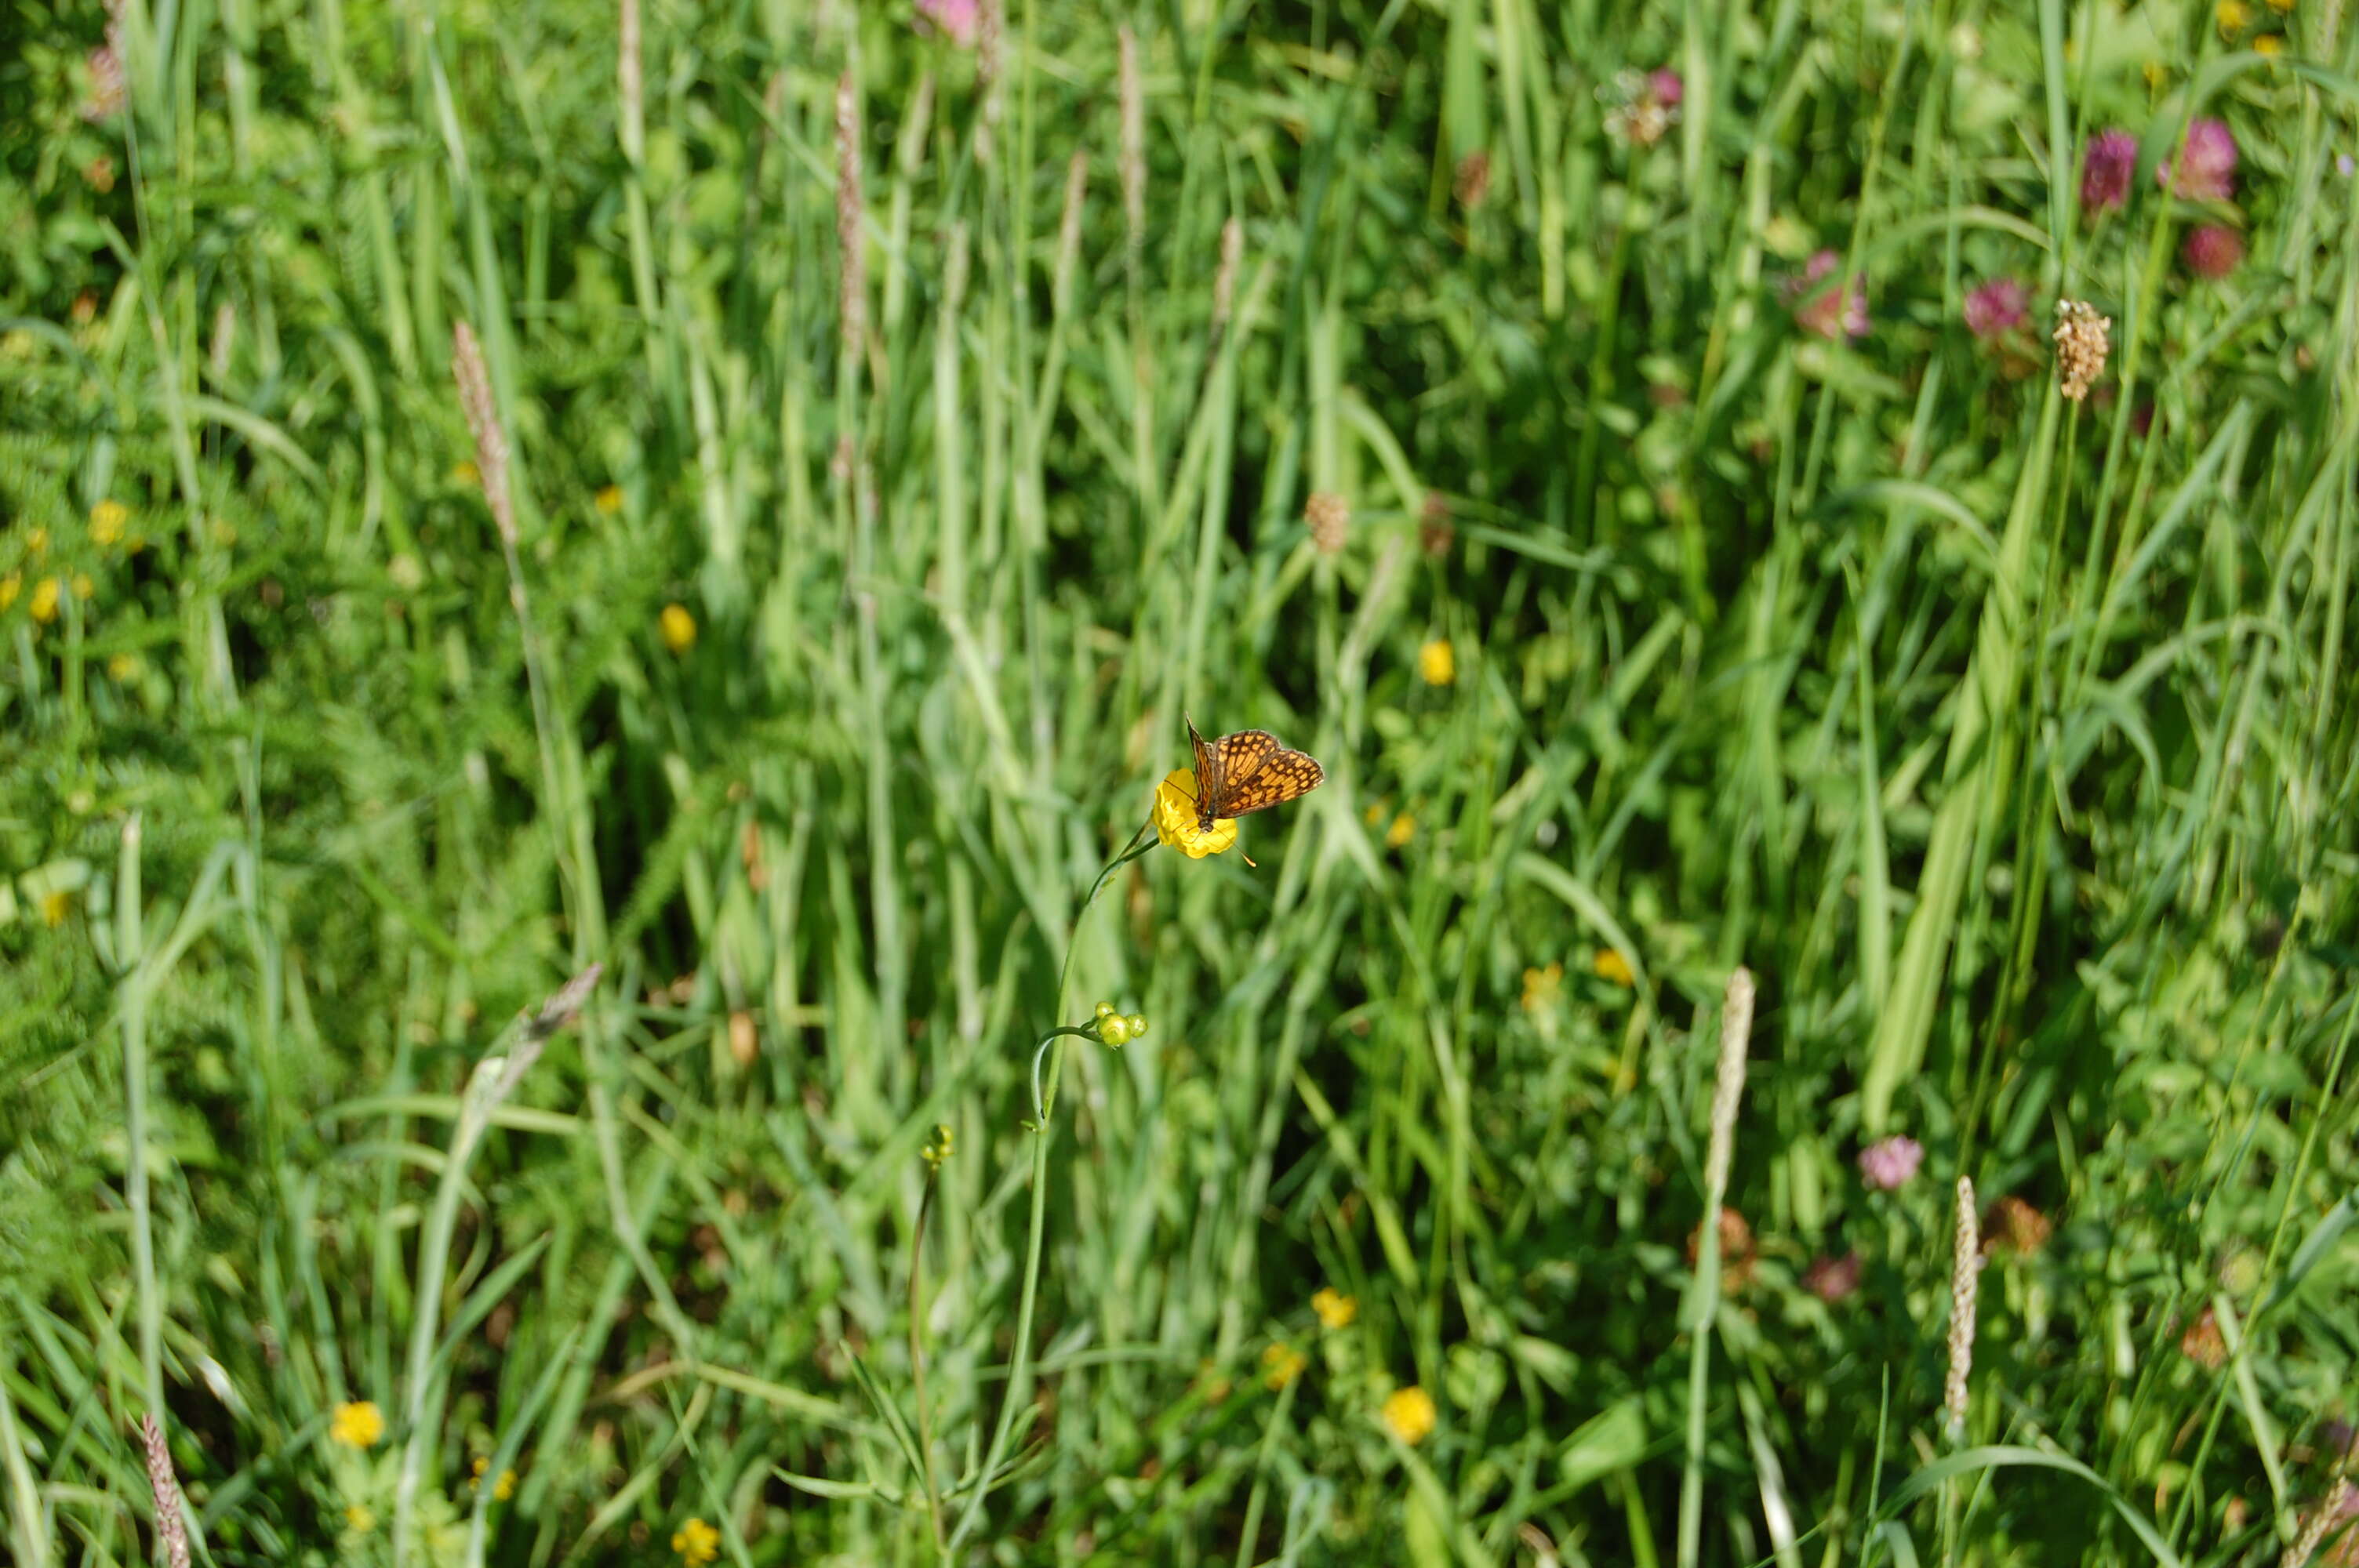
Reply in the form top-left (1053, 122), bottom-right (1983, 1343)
top-left (909, 1174), bottom-right (947, 1558)
top-left (948, 818), bottom-right (1154, 1549)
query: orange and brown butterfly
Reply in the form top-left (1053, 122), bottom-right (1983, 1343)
top-left (1154, 717), bottom-right (1324, 861)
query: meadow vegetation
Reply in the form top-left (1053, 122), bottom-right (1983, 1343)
top-left (5, 0), bottom-right (2359, 1563)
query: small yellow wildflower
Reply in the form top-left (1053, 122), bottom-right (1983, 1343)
top-left (42, 890), bottom-right (72, 927)
top-left (1153, 769), bottom-right (1238, 859)
top-left (660, 604), bottom-right (696, 654)
top-left (329, 1400), bottom-right (386, 1449)
top-left (471, 1456), bottom-right (517, 1500)
top-left (30, 577), bottom-right (61, 624)
top-left (671, 1517), bottom-right (720, 1566)
top-left (24, 528), bottom-right (47, 558)
top-left (0, 574), bottom-right (19, 611)
top-left (1521, 962), bottom-right (1564, 1014)
top-left (1312, 1287), bottom-right (1357, 1330)
top-left (451, 460), bottom-right (479, 486)
top-left (1419, 638), bottom-right (1456, 686)
top-left (89, 499), bottom-right (129, 545)
top-left (2253, 32), bottom-right (2282, 53)
top-left (595, 485), bottom-right (624, 515)
top-left (71, 573), bottom-right (93, 600)
top-left (1260, 1341), bottom-right (1307, 1391)
top-left (1364, 800), bottom-right (1387, 826)
top-left (108, 652), bottom-right (139, 681)
top-left (1381, 1385), bottom-right (1438, 1445)
top-left (1386, 812), bottom-right (1416, 849)
top-left (344, 1504), bottom-right (376, 1534)
top-left (1593, 948), bottom-right (1636, 987)
top-left (2215, 0), bottom-right (2249, 35)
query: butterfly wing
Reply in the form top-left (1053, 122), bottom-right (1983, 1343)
top-left (1208, 729), bottom-right (1324, 817)
top-left (1186, 716), bottom-right (1221, 827)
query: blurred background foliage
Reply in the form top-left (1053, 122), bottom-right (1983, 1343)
top-left (4, 0), bottom-right (2359, 1563)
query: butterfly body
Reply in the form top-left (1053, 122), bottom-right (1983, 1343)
top-left (1184, 717), bottom-right (1325, 829)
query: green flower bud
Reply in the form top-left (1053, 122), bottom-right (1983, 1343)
top-left (1125, 1014), bottom-right (1149, 1040)
top-left (1095, 1001), bottom-right (1118, 1021)
top-left (1100, 1014), bottom-right (1132, 1047)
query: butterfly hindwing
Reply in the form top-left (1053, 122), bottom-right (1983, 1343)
top-left (1206, 729), bottom-right (1323, 818)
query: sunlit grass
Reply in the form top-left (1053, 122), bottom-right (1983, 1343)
top-left (4, 1), bottom-right (2359, 1565)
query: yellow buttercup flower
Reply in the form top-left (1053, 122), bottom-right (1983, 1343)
top-left (2215, 0), bottom-right (2248, 35)
top-left (1260, 1341), bottom-right (1307, 1390)
top-left (1312, 1287), bottom-right (1357, 1330)
top-left (1521, 962), bottom-right (1564, 1014)
top-left (1593, 948), bottom-right (1635, 987)
top-left (672, 1517), bottom-right (720, 1566)
top-left (329, 1400), bottom-right (385, 1449)
top-left (1386, 812), bottom-right (1416, 848)
top-left (108, 652), bottom-right (139, 681)
top-left (1381, 1385), bottom-right (1437, 1445)
top-left (471, 1456), bottom-right (517, 1500)
top-left (660, 604), bottom-right (696, 654)
top-left (0, 574), bottom-right (19, 611)
top-left (2253, 32), bottom-right (2282, 53)
top-left (1153, 769), bottom-right (1238, 858)
top-left (595, 485), bottom-right (624, 515)
top-left (30, 577), bottom-right (61, 624)
top-left (345, 1504), bottom-right (376, 1534)
top-left (1419, 639), bottom-right (1456, 686)
top-left (89, 499), bottom-right (129, 545)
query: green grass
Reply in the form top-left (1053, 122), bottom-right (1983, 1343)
top-left (5, 0), bottom-right (2359, 1563)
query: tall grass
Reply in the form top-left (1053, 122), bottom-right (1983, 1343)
top-left (4, 1), bottom-right (2359, 1564)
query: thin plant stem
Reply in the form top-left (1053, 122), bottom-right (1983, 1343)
top-left (948, 818), bottom-right (1155, 1549)
top-left (909, 1174), bottom-right (947, 1558)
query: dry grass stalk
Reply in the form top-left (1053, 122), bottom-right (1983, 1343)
top-left (1946, 1175), bottom-right (1980, 1439)
top-left (140, 1414), bottom-right (190, 1568)
top-left (450, 321), bottom-right (515, 550)
top-left (1703, 967), bottom-right (1755, 1201)
top-left (834, 71), bottom-right (867, 368)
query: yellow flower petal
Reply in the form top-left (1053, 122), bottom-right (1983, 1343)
top-left (1154, 768), bottom-right (1237, 858)
top-left (1312, 1287), bottom-right (1357, 1330)
top-left (1521, 962), bottom-right (1564, 1014)
top-left (1593, 948), bottom-right (1635, 987)
top-left (672, 1517), bottom-right (721, 1566)
top-left (30, 577), bottom-right (61, 624)
top-left (1259, 1341), bottom-right (1307, 1390)
top-left (1385, 811), bottom-right (1416, 848)
top-left (595, 485), bottom-right (624, 515)
top-left (89, 499), bottom-right (129, 545)
top-left (329, 1400), bottom-right (385, 1449)
top-left (1381, 1385), bottom-right (1437, 1444)
top-left (1419, 639), bottom-right (1456, 686)
top-left (660, 603), bottom-right (696, 654)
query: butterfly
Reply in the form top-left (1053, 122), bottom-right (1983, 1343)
top-left (1183, 716), bottom-right (1325, 833)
